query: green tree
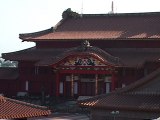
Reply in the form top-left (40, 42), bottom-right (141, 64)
top-left (0, 58), bottom-right (17, 67)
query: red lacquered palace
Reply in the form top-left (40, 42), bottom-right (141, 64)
top-left (1, 9), bottom-right (160, 98)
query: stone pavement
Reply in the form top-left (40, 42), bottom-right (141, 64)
top-left (29, 113), bottom-right (89, 120)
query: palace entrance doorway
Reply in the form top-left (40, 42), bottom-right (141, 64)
top-left (56, 73), bottom-right (113, 98)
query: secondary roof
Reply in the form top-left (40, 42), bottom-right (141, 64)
top-left (0, 96), bottom-right (51, 119)
top-left (78, 67), bottom-right (160, 112)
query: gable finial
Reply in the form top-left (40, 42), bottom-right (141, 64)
top-left (81, 40), bottom-right (91, 51)
top-left (82, 40), bottom-right (90, 47)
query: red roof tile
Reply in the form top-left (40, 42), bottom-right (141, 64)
top-left (19, 12), bottom-right (160, 41)
top-left (78, 67), bottom-right (160, 112)
top-left (116, 67), bottom-right (160, 94)
top-left (79, 94), bottom-right (160, 112)
top-left (2, 47), bottom-right (63, 61)
top-left (107, 48), bottom-right (160, 67)
top-left (31, 31), bottom-right (125, 40)
top-left (35, 46), bottom-right (121, 66)
top-left (2, 47), bottom-right (160, 67)
top-left (0, 96), bottom-right (6, 103)
top-left (0, 96), bottom-right (51, 119)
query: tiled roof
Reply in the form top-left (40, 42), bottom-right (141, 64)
top-left (78, 67), bottom-right (160, 112)
top-left (2, 47), bottom-right (64, 61)
top-left (79, 93), bottom-right (160, 112)
top-left (116, 67), bottom-right (160, 94)
top-left (2, 47), bottom-right (160, 67)
top-left (19, 11), bottom-right (160, 41)
top-left (0, 96), bottom-right (6, 103)
top-left (35, 45), bottom-right (121, 66)
top-left (0, 96), bottom-right (51, 119)
top-left (2, 46), bottom-right (121, 66)
top-left (106, 48), bottom-right (160, 67)
top-left (0, 67), bottom-right (18, 80)
top-left (26, 31), bottom-right (125, 40)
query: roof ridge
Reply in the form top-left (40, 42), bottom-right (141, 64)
top-left (62, 8), bottom-right (160, 18)
top-left (54, 19), bottom-right (65, 31)
top-left (81, 11), bottom-right (160, 17)
top-left (89, 46), bottom-right (121, 65)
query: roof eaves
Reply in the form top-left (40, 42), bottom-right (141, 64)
top-left (19, 27), bottom-right (54, 41)
top-left (23, 37), bottom-right (160, 42)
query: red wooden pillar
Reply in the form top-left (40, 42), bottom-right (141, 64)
top-left (95, 74), bottom-right (98, 95)
top-left (103, 77), bottom-right (106, 94)
top-left (111, 72), bottom-right (116, 91)
top-left (55, 73), bottom-right (60, 97)
top-left (77, 76), bottom-right (80, 96)
top-left (71, 74), bottom-right (74, 97)
top-left (63, 76), bottom-right (66, 97)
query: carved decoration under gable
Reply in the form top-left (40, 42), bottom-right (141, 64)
top-left (59, 56), bottom-right (107, 66)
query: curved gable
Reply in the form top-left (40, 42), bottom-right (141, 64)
top-left (56, 53), bottom-right (114, 67)
top-left (36, 43), bottom-right (121, 67)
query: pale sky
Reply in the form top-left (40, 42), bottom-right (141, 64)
top-left (0, 0), bottom-right (160, 56)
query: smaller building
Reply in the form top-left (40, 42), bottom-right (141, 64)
top-left (0, 95), bottom-right (51, 120)
top-left (0, 68), bottom-right (19, 96)
top-left (78, 67), bottom-right (160, 120)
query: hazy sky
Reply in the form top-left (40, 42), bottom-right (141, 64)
top-left (0, 0), bottom-right (160, 56)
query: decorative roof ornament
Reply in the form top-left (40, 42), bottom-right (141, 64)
top-left (62, 8), bottom-right (80, 19)
top-left (81, 40), bottom-right (91, 51)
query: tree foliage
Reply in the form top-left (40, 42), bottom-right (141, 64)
top-left (0, 58), bottom-right (18, 67)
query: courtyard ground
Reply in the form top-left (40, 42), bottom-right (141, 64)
top-left (29, 113), bottom-right (89, 120)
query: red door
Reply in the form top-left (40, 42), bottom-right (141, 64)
top-left (80, 82), bottom-right (95, 96)
top-left (65, 81), bottom-right (71, 97)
